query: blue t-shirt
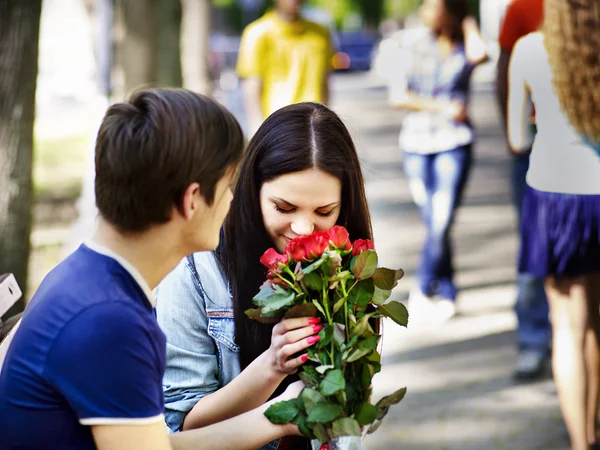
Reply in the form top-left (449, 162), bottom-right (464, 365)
top-left (0, 243), bottom-right (166, 449)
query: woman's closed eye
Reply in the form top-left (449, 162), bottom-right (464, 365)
top-left (273, 204), bottom-right (335, 218)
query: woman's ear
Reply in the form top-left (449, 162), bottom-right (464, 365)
top-left (180, 182), bottom-right (202, 221)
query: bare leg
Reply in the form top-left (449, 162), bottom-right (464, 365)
top-left (546, 276), bottom-right (590, 450)
top-left (587, 273), bottom-right (600, 444)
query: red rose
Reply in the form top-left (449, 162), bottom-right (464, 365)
top-left (327, 225), bottom-right (351, 250)
top-left (286, 236), bottom-right (309, 261)
top-left (285, 231), bottom-right (331, 262)
top-left (351, 239), bottom-right (375, 256)
top-left (260, 248), bottom-right (288, 270)
top-left (304, 231), bottom-right (330, 260)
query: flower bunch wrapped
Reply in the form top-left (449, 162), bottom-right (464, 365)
top-left (246, 226), bottom-right (408, 449)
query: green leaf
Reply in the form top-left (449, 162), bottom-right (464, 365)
top-left (312, 300), bottom-right (327, 318)
top-left (372, 287), bottom-right (392, 305)
top-left (361, 363), bottom-right (375, 388)
top-left (292, 412), bottom-right (314, 439)
top-left (301, 388), bottom-right (326, 411)
top-left (332, 418), bottom-right (362, 437)
top-left (352, 312), bottom-right (375, 336)
top-left (260, 290), bottom-right (297, 315)
top-left (317, 325), bottom-right (333, 348)
top-left (358, 336), bottom-right (379, 352)
top-left (347, 279), bottom-right (375, 307)
top-left (331, 270), bottom-right (354, 283)
top-left (303, 271), bottom-right (323, 291)
top-left (346, 348), bottom-right (371, 363)
top-left (351, 250), bottom-right (378, 280)
top-left (367, 419), bottom-right (383, 434)
top-left (319, 369), bottom-right (346, 396)
top-left (244, 308), bottom-right (280, 324)
top-left (253, 283), bottom-right (276, 302)
top-left (315, 364), bottom-right (334, 374)
top-left (333, 296), bottom-right (346, 314)
top-left (264, 399), bottom-right (299, 424)
top-left (284, 303), bottom-right (318, 319)
top-left (378, 301), bottom-right (409, 327)
top-left (306, 402), bottom-right (344, 423)
top-left (376, 387), bottom-right (407, 409)
top-left (299, 366), bottom-right (319, 388)
top-left (372, 268), bottom-right (404, 290)
top-left (313, 423), bottom-right (330, 443)
top-left (302, 255), bottom-right (328, 275)
top-left (356, 402), bottom-right (378, 426)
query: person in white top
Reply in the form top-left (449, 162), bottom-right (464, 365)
top-left (508, 9), bottom-right (600, 450)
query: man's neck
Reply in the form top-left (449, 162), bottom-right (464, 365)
top-left (92, 218), bottom-right (186, 290)
top-left (275, 9), bottom-right (301, 24)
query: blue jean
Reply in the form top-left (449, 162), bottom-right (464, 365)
top-left (511, 153), bottom-right (551, 355)
top-left (403, 145), bottom-right (473, 301)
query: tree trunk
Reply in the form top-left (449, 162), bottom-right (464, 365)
top-left (157, 0), bottom-right (183, 87)
top-left (121, 0), bottom-right (158, 93)
top-left (0, 0), bottom-right (43, 316)
top-left (181, 0), bottom-right (212, 95)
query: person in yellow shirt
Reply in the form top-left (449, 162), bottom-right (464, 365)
top-left (236, 0), bottom-right (333, 136)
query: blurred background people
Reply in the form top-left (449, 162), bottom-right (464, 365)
top-left (508, 0), bottom-right (600, 446)
top-left (236, 0), bottom-right (334, 136)
top-left (389, 0), bottom-right (488, 324)
top-left (495, 0), bottom-right (551, 381)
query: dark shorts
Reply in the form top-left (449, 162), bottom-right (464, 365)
top-left (519, 185), bottom-right (600, 278)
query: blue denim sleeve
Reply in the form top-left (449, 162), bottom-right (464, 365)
top-left (155, 258), bottom-right (220, 433)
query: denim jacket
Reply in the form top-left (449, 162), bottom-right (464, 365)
top-left (155, 251), bottom-right (241, 432)
top-left (155, 252), bottom-right (281, 450)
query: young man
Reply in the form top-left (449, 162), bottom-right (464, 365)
top-left (0, 89), bottom-right (301, 449)
top-left (495, 0), bottom-right (551, 381)
top-left (236, 0), bottom-right (333, 136)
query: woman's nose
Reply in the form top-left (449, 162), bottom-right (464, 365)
top-left (290, 218), bottom-right (315, 236)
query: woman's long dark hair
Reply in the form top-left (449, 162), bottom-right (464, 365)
top-left (216, 102), bottom-right (372, 394)
top-left (436, 0), bottom-right (469, 42)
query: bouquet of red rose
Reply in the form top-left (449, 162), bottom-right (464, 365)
top-left (246, 226), bottom-right (408, 449)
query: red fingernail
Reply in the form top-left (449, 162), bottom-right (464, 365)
top-left (301, 354), bottom-right (308, 362)
top-left (307, 317), bottom-right (320, 325)
top-left (307, 336), bottom-right (320, 345)
top-left (313, 324), bottom-right (323, 333)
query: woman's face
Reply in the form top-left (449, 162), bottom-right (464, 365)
top-left (260, 168), bottom-right (342, 254)
top-left (420, 0), bottom-right (447, 31)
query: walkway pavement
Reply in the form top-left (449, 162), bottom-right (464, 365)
top-left (329, 74), bottom-right (567, 449)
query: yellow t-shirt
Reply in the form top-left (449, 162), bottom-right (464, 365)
top-left (236, 11), bottom-right (333, 118)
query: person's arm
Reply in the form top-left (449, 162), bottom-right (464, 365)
top-left (156, 256), bottom-right (320, 431)
top-left (390, 91), bottom-right (467, 122)
top-left (182, 317), bottom-right (320, 430)
top-left (242, 77), bottom-right (264, 137)
top-left (496, 50), bottom-right (511, 130)
top-left (92, 381), bottom-right (304, 450)
top-left (507, 38), bottom-right (534, 153)
top-left (237, 24), bottom-right (266, 137)
top-left (462, 17), bottom-right (489, 65)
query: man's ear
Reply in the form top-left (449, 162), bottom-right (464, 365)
top-left (180, 182), bottom-right (202, 221)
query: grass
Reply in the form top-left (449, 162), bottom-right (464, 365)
top-left (33, 134), bottom-right (88, 202)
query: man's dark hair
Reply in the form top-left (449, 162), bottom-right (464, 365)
top-left (95, 88), bottom-right (244, 233)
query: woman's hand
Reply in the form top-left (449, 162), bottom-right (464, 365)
top-left (462, 16), bottom-right (488, 65)
top-left (267, 317), bottom-right (322, 375)
top-left (444, 101), bottom-right (469, 122)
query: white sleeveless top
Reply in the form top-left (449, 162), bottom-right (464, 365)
top-left (508, 32), bottom-right (600, 195)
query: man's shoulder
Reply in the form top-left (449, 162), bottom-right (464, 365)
top-left (243, 13), bottom-right (277, 40)
top-left (303, 19), bottom-right (330, 38)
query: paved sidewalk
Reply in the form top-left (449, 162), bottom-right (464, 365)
top-left (328, 75), bottom-right (566, 449)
